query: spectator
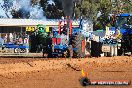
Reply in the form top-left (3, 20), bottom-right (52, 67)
top-left (4, 34), bottom-right (7, 43)
top-left (19, 37), bottom-right (23, 44)
top-left (0, 38), bottom-right (4, 47)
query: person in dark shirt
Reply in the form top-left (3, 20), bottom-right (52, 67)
top-left (61, 24), bottom-right (67, 35)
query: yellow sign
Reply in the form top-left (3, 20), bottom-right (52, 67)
top-left (46, 26), bottom-right (49, 32)
top-left (26, 27), bottom-right (35, 31)
top-left (105, 26), bottom-right (110, 36)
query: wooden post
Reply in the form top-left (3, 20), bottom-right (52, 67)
top-left (58, 21), bottom-right (61, 34)
top-left (69, 20), bottom-right (72, 36)
top-left (82, 39), bottom-right (85, 52)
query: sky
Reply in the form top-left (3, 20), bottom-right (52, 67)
top-left (0, 0), bottom-right (7, 18)
top-left (0, 0), bottom-right (54, 19)
top-left (48, 0), bottom-right (55, 5)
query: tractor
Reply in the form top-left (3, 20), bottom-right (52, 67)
top-left (31, 18), bottom-right (92, 58)
top-left (116, 13), bottom-right (132, 55)
top-left (29, 24), bottom-right (52, 57)
top-left (89, 13), bottom-right (131, 57)
top-left (51, 17), bottom-right (86, 58)
top-left (29, 18), bottom-right (88, 58)
top-left (93, 13), bottom-right (132, 57)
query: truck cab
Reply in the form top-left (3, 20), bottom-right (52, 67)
top-left (116, 13), bottom-right (132, 55)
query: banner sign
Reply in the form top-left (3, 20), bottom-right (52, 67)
top-left (26, 27), bottom-right (35, 32)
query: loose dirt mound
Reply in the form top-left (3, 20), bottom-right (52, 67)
top-left (0, 58), bottom-right (84, 74)
top-left (0, 56), bottom-right (131, 88)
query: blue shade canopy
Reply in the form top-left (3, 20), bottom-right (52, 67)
top-left (117, 13), bottom-right (130, 17)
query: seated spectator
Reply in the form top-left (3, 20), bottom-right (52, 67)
top-left (0, 38), bottom-right (4, 47)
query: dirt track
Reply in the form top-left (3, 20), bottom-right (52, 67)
top-left (0, 56), bottom-right (132, 88)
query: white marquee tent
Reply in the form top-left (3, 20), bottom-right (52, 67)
top-left (0, 19), bottom-right (79, 27)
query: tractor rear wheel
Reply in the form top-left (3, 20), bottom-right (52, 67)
top-left (71, 33), bottom-right (85, 58)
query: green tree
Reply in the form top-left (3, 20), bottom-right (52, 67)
top-left (40, 0), bottom-right (64, 19)
top-left (73, 0), bottom-right (99, 20)
top-left (73, 0), bottom-right (113, 30)
top-left (112, 0), bottom-right (132, 14)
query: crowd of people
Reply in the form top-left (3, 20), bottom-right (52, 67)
top-left (0, 33), bottom-right (29, 47)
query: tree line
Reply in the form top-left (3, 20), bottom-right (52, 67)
top-left (39, 0), bottom-right (131, 30)
top-left (40, 0), bottom-right (132, 19)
